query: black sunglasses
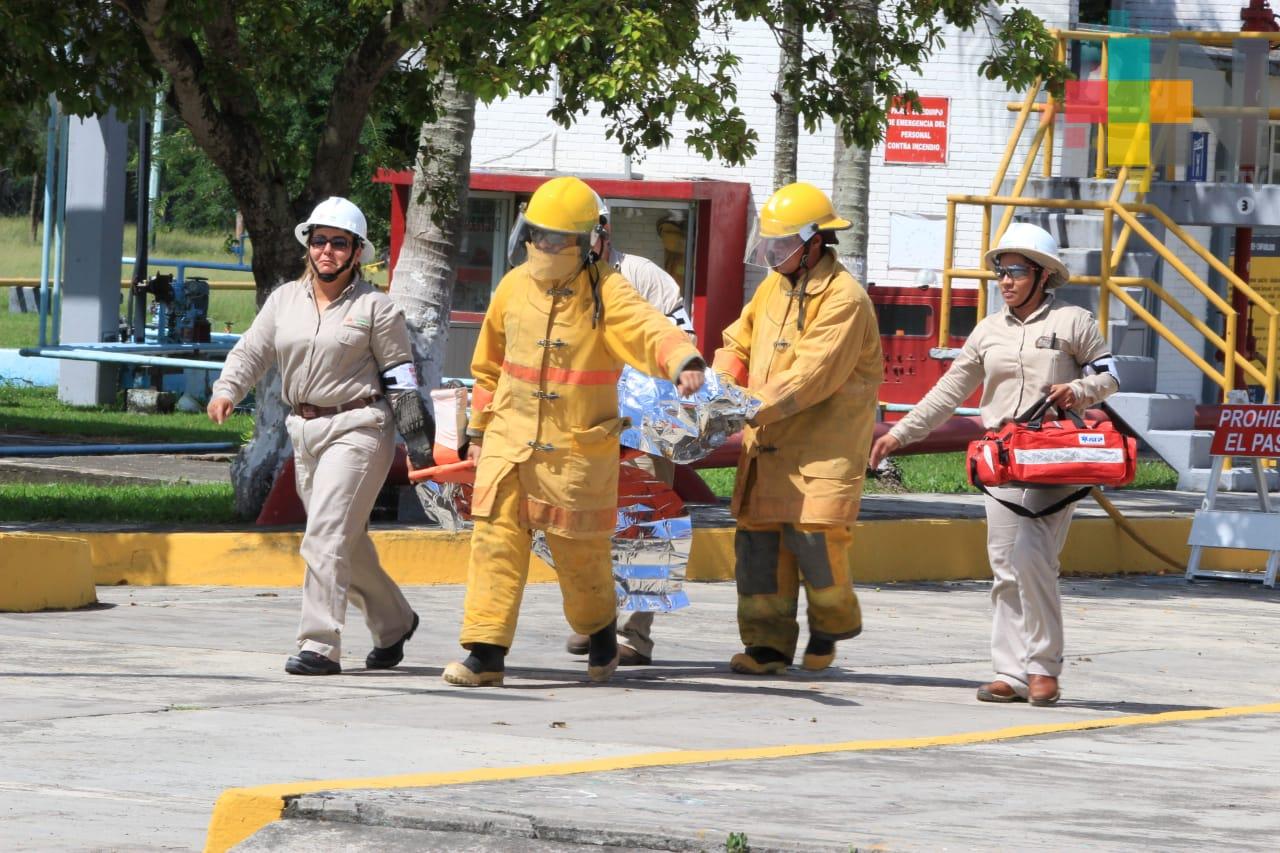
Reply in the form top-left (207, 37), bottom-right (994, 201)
top-left (993, 263), bottom-right (1038, 281)
top-left (309, 234), bottom-right (353, 252)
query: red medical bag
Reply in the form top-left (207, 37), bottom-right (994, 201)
top-left (966, 397), bottom-right (1137, 517)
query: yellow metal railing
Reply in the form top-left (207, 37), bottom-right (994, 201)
top-left (937, 29), bottom-right (1280, 403)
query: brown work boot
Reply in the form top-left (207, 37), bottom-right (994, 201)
top-left (1028, 674), bottom-right (1061, 706)
top-left (618, 644), bottom-right (652, 666)
top-left (976, 680), bottom-right (1026, 703)
top-left (565, 632), bottom-right (589, 656)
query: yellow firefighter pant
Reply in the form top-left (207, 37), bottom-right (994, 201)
top-left (461, 463), bottom-right (617, 650)
top-left (734, 521), bottom-right (862, 659)
top-left (288, 406), bottom-right (415, 662)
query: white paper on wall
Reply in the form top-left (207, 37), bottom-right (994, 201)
top-left (888, 212), bottom-right (947, 271)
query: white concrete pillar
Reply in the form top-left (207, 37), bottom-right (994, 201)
top-left (58, 111), bottom-right (127, 405)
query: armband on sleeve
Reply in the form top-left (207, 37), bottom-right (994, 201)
top-left (1083, 354), bottom-right (1117, 377)
top-left (667, 305), bottom-right (695, 334)
top-left (380, 361), bottom-right (418, 392)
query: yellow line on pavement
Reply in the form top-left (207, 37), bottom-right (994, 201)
top-left (205, 700), bottom-right (1280, 852)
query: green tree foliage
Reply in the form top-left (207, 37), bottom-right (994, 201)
top-left (0, 1), bottom-right (1069, 288)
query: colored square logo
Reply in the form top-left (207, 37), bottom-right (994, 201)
top-left (1108, 122), bottom-right (1151, 167)
top-left (1150, 80), bottom-right (1193, 124)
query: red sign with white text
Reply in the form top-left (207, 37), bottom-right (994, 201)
top-left (1209, 405), bottom-right (1280, 457)
top-left (884, 97), bottom-right (949, 165)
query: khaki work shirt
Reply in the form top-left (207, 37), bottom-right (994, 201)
top-left (610, 248), bottom-right (691, 332)
top-left (212, 277), bottom-right (412, 408)
top-left (888, 293), bottom-right (1120, 448)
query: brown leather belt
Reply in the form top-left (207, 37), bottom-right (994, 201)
top-left (293, 394), bottom-right (383, 420)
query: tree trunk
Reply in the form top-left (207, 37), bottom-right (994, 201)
top-left (773, 12), bottom-right (803, 189)
top-left (29, 171), bottom-right (40, 243)
top-left (832, 135), bottom-right (872, 283)
top-left (389, 75), bottom-right (478, 392)
top-left (831, 0), bottom-right (880, 284)
top-left (226, 205), bottom-right (306, 520)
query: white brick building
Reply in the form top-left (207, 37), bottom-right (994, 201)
top-left (470, 1), bottom-right (1078, 292)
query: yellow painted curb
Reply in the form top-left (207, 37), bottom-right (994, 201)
top-left (0, 533), bottom-right (96, 611)
top-left (204, 700), bottom-right (1280, 852)
top-left (5, 516), bottom-right (1262, 589)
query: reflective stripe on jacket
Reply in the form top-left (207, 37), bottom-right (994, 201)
top-left (468, 261), bottom-right (701, 537)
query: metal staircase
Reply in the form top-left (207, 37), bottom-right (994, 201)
top-left (929, 29), bottom-right (1280, 492)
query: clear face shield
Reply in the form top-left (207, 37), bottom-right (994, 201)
top-left (507, 210), bottom-right (592, 268)
top-left (743, 222), bottom-right (819, 270)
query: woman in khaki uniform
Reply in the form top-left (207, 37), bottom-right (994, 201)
top-left (209, 197), bottom-right (419, 676)
top-left (443, 176), bottom-right (705, 687)
top-left (870, 223), bottom-right (1120, 706)
top-left (713, 182), bottom-right (883, 675)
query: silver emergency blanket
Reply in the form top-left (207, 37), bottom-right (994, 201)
top-left (532, 504), bottom-right (692, 612)
top-left (617, 366), bottom-right (761, 463)
top-left (414, 480), bottom-right (471, 533)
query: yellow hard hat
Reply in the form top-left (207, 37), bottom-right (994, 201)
top-left (758, 182), bottom-right (850, 238)
top-left (523, 176), bottom-right (604, 235)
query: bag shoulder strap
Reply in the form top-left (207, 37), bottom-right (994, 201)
top-left (967, 455), bottom-right (1092, 519)
top-left (1018, 394), bottom-right (1086, 430)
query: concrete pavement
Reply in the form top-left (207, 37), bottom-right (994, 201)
top-left (2, 577), bottom-right (1277, 852)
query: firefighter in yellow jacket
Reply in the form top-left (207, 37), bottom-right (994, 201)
top-left (444, 177), bottom-right (706, 687)
top-left (713, 182), bottom-right (883, 675)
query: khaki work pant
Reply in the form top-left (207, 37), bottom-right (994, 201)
top-left (983, 485), bottom-right (1077, 696)
top-left (733, 521), bottom-right (862, 659)
top-left (614, 451), bottom-right (677, 657)
top-left (461, 464), bottom-right (617, 650)
top-left (287, 405), bottom-right (415, 662)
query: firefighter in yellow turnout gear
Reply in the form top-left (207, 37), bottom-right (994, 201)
top-left (444, 177), bottom-right (706, 687)
top-left (713, 182), bottom-right (883, 674)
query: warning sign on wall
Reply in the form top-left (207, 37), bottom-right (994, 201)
top-left (884, 97), bottom-right (949, 165)
top-left (1228, 233), bottom-right (1280, 365)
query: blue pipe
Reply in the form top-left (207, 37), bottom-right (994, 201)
top-left (0, 442), bottom-right (236, 458)
top-left (38, 100), bottom-right (58, 347)
top-left (19, 347), bottom-right (227, 372)
top-left (50, 113), bottom-right (70, 346)
top-left (123, 257), bottom-right (253, 273)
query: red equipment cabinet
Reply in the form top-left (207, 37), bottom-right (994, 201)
top-left (870, 285), bottom-right (982, 417)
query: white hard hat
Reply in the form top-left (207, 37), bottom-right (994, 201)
top-left (984, 222), bottom-right (1069, 288)
top-left (295, 197), bottom-right (376, 263)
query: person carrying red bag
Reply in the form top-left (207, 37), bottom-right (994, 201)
top-left (869, 223), bottom-right (1120, 706)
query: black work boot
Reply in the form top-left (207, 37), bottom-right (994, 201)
top-left (366, 612), bottom-right (419, 670)
top-left (586, 620), bottom-right (620, 683)
top-left (802, 635), bottom-right (836, 671)
top-left (729, 646), bottom-right (790, 675)
top-left (443, 642), bottom-right (506, 687)
top-left (285, 650), bottom-right (341, 676)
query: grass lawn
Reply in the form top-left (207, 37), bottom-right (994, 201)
top-left (696, 452), bottom-right (1178, 498)
top-left (0, 215), bottom-right (391, 348)
top-left (0, 482), bottom-right (237, 523)
top-left (0, 383), bottom-right (251, 444)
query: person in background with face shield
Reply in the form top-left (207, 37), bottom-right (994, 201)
top-left (444, 176), bottom-right (707, 687)
top-left (208, 197), bottom-right (419, 676)
top-left (869, 223), bottom-right (1119, 706)
top-left (562, 206), bottom-right (697, 667)
top-left (713, 182), bottom-right (883, 676)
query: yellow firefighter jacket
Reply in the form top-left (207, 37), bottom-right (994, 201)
top-left (468, 261), bottom-right (702, 538)
top-left (713, 249), bottom-right (883, 525)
